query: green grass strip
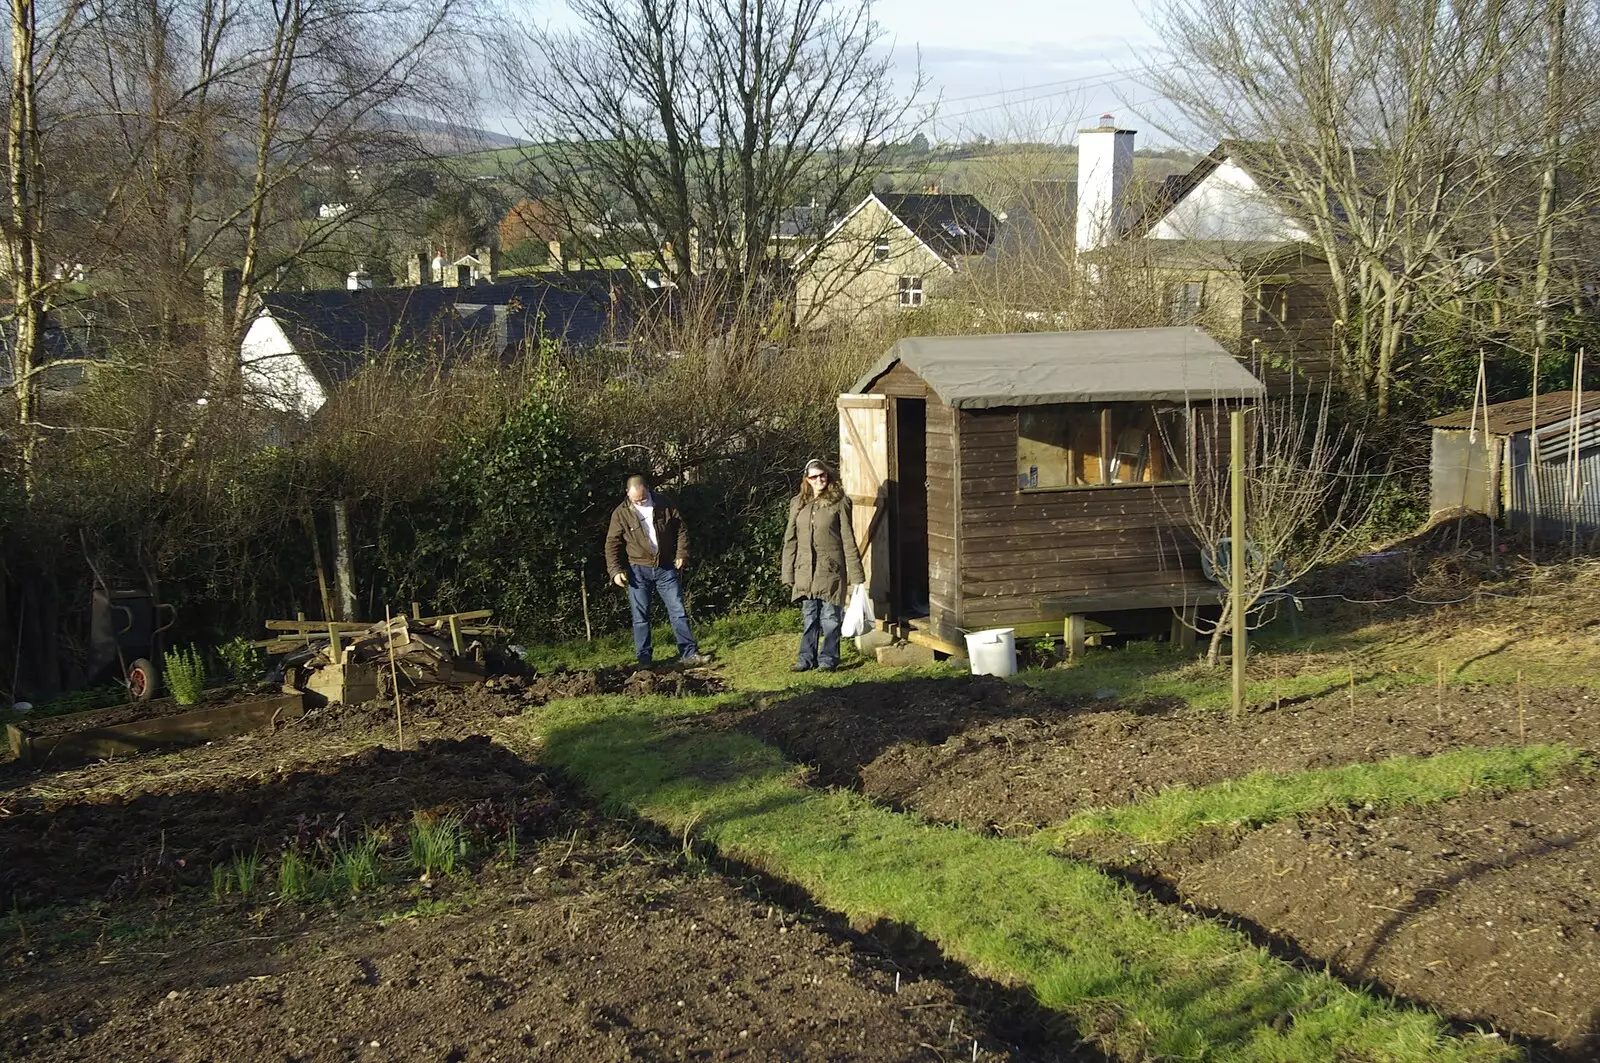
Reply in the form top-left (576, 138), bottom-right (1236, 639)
top-left (1042, 745), bottom-right (1588, 848)
top-left (529, 694), bottom-right (1517, 1063)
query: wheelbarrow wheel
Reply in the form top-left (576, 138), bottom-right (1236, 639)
top-left (127, 658), bottom-right (157, 701)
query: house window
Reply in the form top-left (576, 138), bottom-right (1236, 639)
top-left (1169, 280), bottom-right (1205, 324)
top-left (873, 237), bottom-right (891, 261)
top-left (898, 275), bottom-right (924, 308)
top-left (1017, 403), bottom-right (1189, 490)
top-left (1254, 282), bottom-right (1291, 325)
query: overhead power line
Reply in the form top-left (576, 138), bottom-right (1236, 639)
top-left (934, 61), bottom-right (1178, 106)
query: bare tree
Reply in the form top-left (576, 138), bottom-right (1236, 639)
top-left (1174, 389), bottom-right (1370, 665)
top-left (41, 0), bottom-right (481, 368)
top-left (1143, 0), bottom-right (1588, 415)
top-left (5, 0), bottom-right (90, 496)
top-left (495, 0), bottom-right (924, 335)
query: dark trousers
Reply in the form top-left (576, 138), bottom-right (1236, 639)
top-left (627, 564), bottom-right (699, 664)
top-left (797, 597), bottom-right (845, 668)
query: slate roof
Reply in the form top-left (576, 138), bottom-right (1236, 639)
top-left (854, 327), bottom-right (1265, 409)
top-left (876, 193), bottom-right (999, 260)
top-left (1426, 391), bottom-right (1600, 435)
top-left (256, 273), bottom-right (647, 390)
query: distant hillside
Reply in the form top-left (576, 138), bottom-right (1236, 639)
top-left (380, 112), bottom-right (527, 155)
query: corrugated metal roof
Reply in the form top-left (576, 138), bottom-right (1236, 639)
top-left (1426, 391), bottom-right (1600, 434)
top-left (852, 327), bottom-right (1266, 408)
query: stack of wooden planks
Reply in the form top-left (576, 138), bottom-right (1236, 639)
top-left (259, 610), bottom-right (504, 705)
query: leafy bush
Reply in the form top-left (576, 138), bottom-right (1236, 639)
top-left (162, 645), bottom-right (207, 704)
top-left (218, 636), bottom-right (266, 684)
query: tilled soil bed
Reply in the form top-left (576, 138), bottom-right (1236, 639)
top-left (4, 820), bottom-right (1061, 1062)
top-left (735, 676), bottom-right (1600, 830)
top-left (730, 675), bottom-right (1600, 1059)
top-left (1, 680), bottom-right (1076, 1063)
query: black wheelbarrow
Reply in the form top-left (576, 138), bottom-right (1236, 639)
top-left (88, 588), bottom-right (177, 700)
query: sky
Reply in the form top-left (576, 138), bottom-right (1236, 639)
top-left (515, 0), bottom-right (1176, 147)
top-left (871, 0), bottom-right (1172, 144)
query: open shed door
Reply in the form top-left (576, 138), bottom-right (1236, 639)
top-left (838, 394), bottom-right (890, 616)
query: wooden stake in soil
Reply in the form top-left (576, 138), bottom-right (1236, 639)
top-left (386, 605), bottom-right (404, 749)
top-left (1436, 659), bottom-right (1444, 722)
top-left (580, 564), bottom-right (593, 643)
top-left (303, 509), bottom-right (337, 622)
top-left (1348, 667), bottom-right (1356, 723)
top-left (1530, 347), bottom-right (1541, 562)
top-left (1230, 408), bottom-right (1247, 722)
top-left (1518, 669), bottom-right (1527, 745)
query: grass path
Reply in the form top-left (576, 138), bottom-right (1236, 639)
top-left (519, 691), bottom-right (1519, 1062)
top-left (1038, 745), bottom-right (1590, 847)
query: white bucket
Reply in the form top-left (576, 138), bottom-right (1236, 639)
top-left (963, 628), bottom-right (1017, 678)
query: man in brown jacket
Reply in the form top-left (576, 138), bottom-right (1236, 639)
top-left (606, 474), bottom-right (710, 667)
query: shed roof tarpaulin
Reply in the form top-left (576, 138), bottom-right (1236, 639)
top-left (852, 327), bottom-right (1266, 409)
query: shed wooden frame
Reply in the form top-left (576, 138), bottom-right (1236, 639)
top-left (838, 328), bottom-right (1265, 657)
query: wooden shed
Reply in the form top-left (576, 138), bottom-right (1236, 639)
top-left (839, 327), bottom-right (1265, 655)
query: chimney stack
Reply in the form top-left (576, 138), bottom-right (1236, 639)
top-left (474, 245), bottom-right (499, 284)
top-left (1075, 113), bottom-right (1135, 253)
top-left (406, 252), bottom-right (428, 286)
top-left (203, 264), bottom-right (243, 391)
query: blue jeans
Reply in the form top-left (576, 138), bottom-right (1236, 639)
top-left (627, 564), bottom-right (699, 664)
top-left (797, 598), bottom-right (845, 669)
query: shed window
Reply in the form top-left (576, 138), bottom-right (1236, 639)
top-left (898, 275), bottom-right (924, 308)
top-left (1017, 403), bottom-right (1190, 489)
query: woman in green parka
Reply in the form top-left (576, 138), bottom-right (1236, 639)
top-left (780, 458), bottom-right (865, 672)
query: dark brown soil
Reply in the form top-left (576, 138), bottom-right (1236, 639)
top-left (0, 736), bottom-right (560, 909)
top-left (730, 675), bottom-right (1600, 1059)
top-left (1179, 786), bottom-right (1600, 1055)
top-left (0, 679), bottom-right (1077, 1063)
top-left (735, 676), bottom-right (1600, 831)
top-left (3, 819), bottom-right (1058, 1062)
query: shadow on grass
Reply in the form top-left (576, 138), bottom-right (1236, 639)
top-left (536, 698), bottom-right (1520, 1063)
top-left (1090, 858), bottom-right (1570, 1063)
top-left (699, 674), bottom-right (1167, 789)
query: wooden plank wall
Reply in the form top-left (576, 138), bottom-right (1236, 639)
top-left (957, 407), bottom-right (1212, 629)
top-left (867, 362), bottom-right (962, 643)
top-left (1240, 260), bottom-right (1339, 392)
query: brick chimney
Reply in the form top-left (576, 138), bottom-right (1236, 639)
top-left (474, 245), bottom-right (499, 284)
top-left (203, 264), bottom-right (242, 391)
top-left (1076, 114), bottom-right (1135, 252)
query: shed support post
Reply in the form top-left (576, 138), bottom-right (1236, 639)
top-left (1065, 614), bottom-right (1087, 662)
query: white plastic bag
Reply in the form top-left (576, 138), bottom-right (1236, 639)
top-left (841, 583), bottom-right (874, 638)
